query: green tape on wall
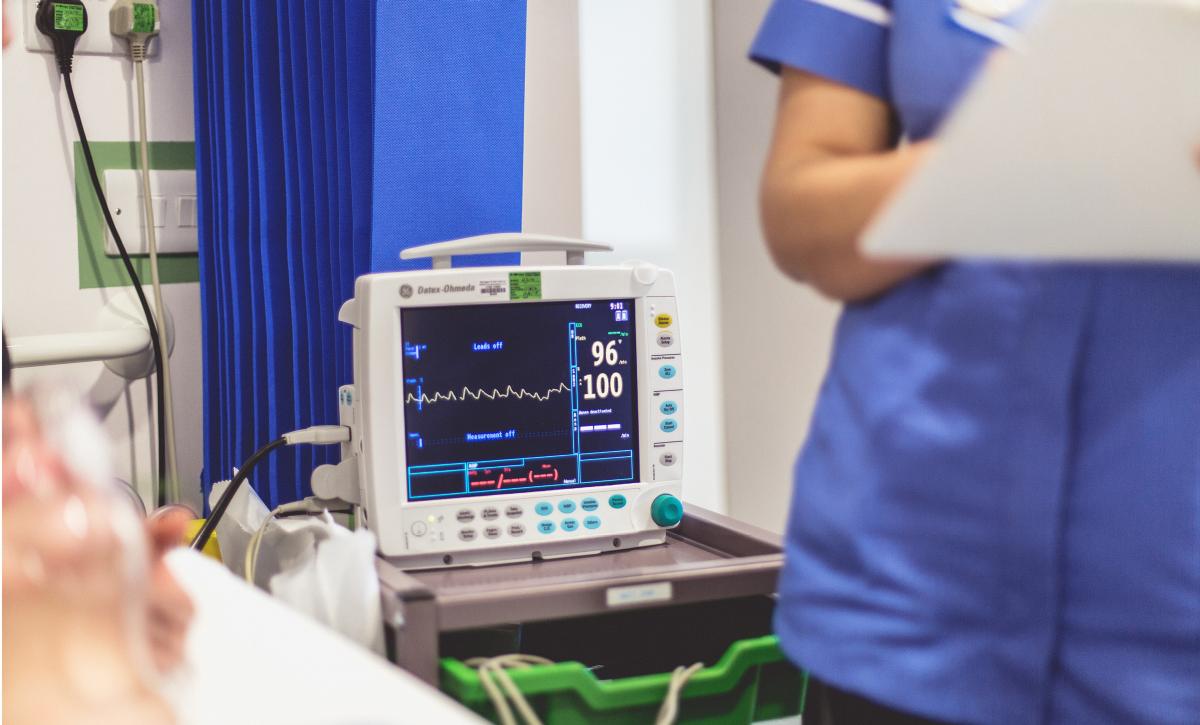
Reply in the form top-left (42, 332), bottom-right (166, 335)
top-left (75, 141), bottom-right (198, 289)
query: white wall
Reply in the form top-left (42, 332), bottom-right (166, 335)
top-left (577, 0), bottom-right (727, 512)
top-left (2, 0), bottom-right (202, 511)
top-left (712, 0), bottom-right (842, 532)
top-left (524, 0), bottom-right (582, 240)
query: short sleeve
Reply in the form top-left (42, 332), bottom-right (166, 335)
top-left (750, 0), bottom-right (892, 101)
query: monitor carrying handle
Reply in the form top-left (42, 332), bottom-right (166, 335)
top-left (399, 234), bottom-right (614, 269)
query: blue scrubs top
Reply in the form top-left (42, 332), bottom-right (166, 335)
top-left (751, 2), bottom-right (1200, 723)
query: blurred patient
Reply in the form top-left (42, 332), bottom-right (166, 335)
top-left (3, 386), bottom-right (193, 724)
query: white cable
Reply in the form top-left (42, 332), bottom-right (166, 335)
top-left (243, 492), bottom-right (348, 585)
top-left (281, 425), bottom-right (352, 445)
top-left (243, 507), bottom-right (275, 586)
top-left (461, 654), bottom-right (703, 725)
top-left (655, 662), bottom-right (705, 725)
top-left (462, 654), bottom-right (555, 725)
top-left (133, 43), bottom-right (180, 501)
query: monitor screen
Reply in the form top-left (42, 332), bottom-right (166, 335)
top-left (400, 299), bottom-right (640, 501)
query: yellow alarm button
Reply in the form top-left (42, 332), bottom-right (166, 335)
top-left (654, 313), bottom-right (673, 329)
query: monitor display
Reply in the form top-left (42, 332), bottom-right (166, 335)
top-left (399, 299), bottom-right (640, 501)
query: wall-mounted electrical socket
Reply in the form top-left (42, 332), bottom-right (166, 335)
top-left (103, 169), bottom-right (197, 255)
top-left (23, 0), bottom-right (160, 58)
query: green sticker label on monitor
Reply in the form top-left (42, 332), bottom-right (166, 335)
top-left (132, 3), bottom-right (156, 33)
top-left (508, 272), bottom-right (542, 301)
top-left (53, 4), bottom-right (85, 31)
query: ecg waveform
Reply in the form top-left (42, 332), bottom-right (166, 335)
top-left (406, 381), bottom-right (570, 406)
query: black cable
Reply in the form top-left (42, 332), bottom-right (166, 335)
top-left (3, 330), bottom-right (12, 391)
top-left (190, 437), bottom-right (287, 551)
top-left (277, 509), bottom-right (354, 519)
top-left (61, 72), bottom-right (168, 504)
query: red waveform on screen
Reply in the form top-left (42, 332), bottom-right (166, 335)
top-left (469, 462), bottom-right (562, 490)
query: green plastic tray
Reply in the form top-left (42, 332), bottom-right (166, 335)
top-left (440, 634), bottom-right (807, 724)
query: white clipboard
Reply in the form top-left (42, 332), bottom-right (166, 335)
top-left (862, 0), bottom-right (1200, 262)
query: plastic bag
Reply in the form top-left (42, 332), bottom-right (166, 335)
top-left (205, 478), bottom-right (269, 580)
top-left (208, 483), bottom-right (383, 653)
top-left (269, 518), bottom-right (384, 655)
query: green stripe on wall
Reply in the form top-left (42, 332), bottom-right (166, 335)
top-left (75, 141), bottom-right (199, 289)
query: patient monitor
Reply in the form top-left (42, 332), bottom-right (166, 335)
top-left (336, 235), bottom-right (684, 568)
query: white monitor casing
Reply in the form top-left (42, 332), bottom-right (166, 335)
top-left (338, 263), bottom-right (684, 568)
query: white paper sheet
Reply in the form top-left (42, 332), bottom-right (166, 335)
top-left (863, 0), bottom-right (1200, 262)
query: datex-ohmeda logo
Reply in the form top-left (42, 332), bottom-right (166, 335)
top-left (399, 284), bottom-right (413, 298)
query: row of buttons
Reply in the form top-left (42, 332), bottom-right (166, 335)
top-left (440, 495), bottom-right (631, 543)
top-left (537, 516), bottom-right (602, 534)
top-left (654, 307), bottom-right (681, 470)
top-left (658, 396), bottom-right (680, 435)
top-left (534, 494), bottom-right (626, 517)
top-left (456, 504), bottom-right (524, 524)
top-left (459, 523), bottom-right (527, 541)
top-left (457, 512), bottom-right (609, 541)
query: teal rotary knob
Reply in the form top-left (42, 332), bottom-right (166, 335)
top-left (650, 494), bottom-right (684, 528)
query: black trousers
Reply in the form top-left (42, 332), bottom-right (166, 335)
top-left (807, 678), bottom-right (951, 725)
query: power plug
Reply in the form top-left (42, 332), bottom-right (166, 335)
top-left (109, 0), bottom-right (159, 60)
top-left (35, 0), bottom-right (87, 73)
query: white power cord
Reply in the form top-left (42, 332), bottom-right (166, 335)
top-left (655, 662), bottom-right (705, 725)
top-left (112, 0), bottom-right (179, 501)
top-left (243, 499), bottom-right (331, 586)
top-left (463, 654), bottom-right (556, 725)
top-left (462, 654), bottom-right (705, 725)
top-left (135, 54), bottom-right (179, 499)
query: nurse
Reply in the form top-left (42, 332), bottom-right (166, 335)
top-left (752, 1), bottom-right (1199, 723)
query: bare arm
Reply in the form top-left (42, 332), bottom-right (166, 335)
top-left (760, 68), bottom-right (933, 302)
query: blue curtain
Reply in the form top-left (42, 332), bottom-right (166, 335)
top-left (192, 1), bottom-right (527, 508)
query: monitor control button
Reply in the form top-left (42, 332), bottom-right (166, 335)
top-left (584, 516), bottom-right (601, 530)
top-left (608, 494), bottom-right (628, 509)
top-left (580, 497), bottom-right (599, 512)
top-left (651, 494), bottom-right (684, 528)
top-left (459, 528), bottom-right (477, 542)
top-left (561, 518), bottom-right (579, 532)
top-left (484, 526), bottom-right (502, 539)
top-left (659, 400), bottom-right (678, 415)
top-left (558, 500), bottom-right (577, 514)
top-left (509, 523), bottom-right (526, 537)
top-left (657, 331), bottom-right (674, 347)
top-left (658, 364), bottom-right (677, 380)
top-left (537, 521), bottom-right (556, 534)
top-left (660, 418), bottom-right (679, 433)
top-left (456, 509), bottom-right (475, 524)
top-left (659, 451), bottom-right (678, 466)
top-left (481, 507), bottom-right (499, 521)
top-left (505, 504), bottom-right (524, 518)
top-left (534, 502), bottom-right (553, 516)
top-left (410, 521), bottom-right (428, 537)
top-left (655, 313), bottom-right (673, 328)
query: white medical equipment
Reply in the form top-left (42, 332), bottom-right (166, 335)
top-left (331, 235), bottom-right (685, 568)
top-left (863, 0), bottom-right (1200, 262)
